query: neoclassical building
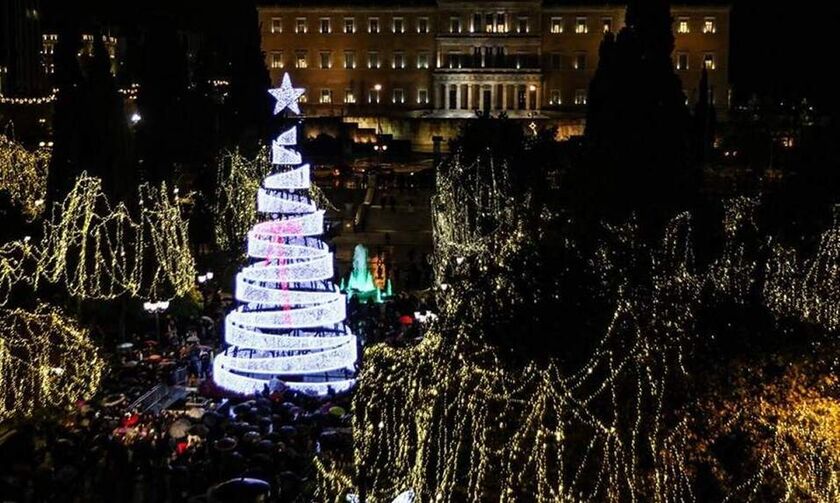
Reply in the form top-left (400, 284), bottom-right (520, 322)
top-left (258, 0), bottom-right (730, 149)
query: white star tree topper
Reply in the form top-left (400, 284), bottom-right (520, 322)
top-left (269, 72), bottom-right (305, 115)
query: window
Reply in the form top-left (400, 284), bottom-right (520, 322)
top-left (393, 88), bottom-right (405, 104)
top-left (298, 93), bottom-right (307, 103)
top-left (550, 52), bottom-right (562, 70)
top-left (704, 53), bottom-right (716, 70)
top-left (417, 52), bottom-right (429, 69)
top-left (517, 17), bottom-right (529, 34)
top-left (271, 17), bottom-right (283, 33)
top-left (295, 17), bottom-right (307, 34)
top-left (703, 17), bottom-right (716, 34)
top-left (676, 53), bottom-right (689, 71)
top-left (295, 50), bottom-right (308, 68)
top-left (344, 89), bottom-right (356, 104)
top-left (418, 88), bottom-right (429, 104)
top-left (344, 17), bottom-right (355, 34)
top-left (576, 17), bottom-right (588, 34)
top-left (320, 51), bottom-right (331, 69)
top-left (574, 89), bottom-right (587, 105)
top-left (677, 17), bottom-right (690, 34)
top-left (368, 88), bottom-right (380, 104)
top-left (320, 17), bottom-right (331, 34)
top-left (368, 17), bottom-right (380, 33)
top-left (496, 12), bottom-right (506, 33)
top-left (602, 17), bottom-right (613, 33)
top-left (367, 51), bottom-right (380, 69)
top-left (575, 53), bottom-right (586, 70)
top-left (550, 89), bottom-right (561, 105)
top-left (418, 17), bottom-right (429, 33)
top-left (344, 51), bottom-right (356, 69)
top-left (393, 17), bottom-right (404, 34)
top-left (393, 51), bottom-right (405, 69)
top-left (450, 17), bottom-right (461, 33)
top-left (550, 17), bottom-right (564, 34)
top-left (484, 13), bottom-right (495, 32)
top-left (270, 51), bottom-right (284, 69)
top-left (320, 89), bottom-right (332, 104)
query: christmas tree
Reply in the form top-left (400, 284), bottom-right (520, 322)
top-left (214, 73), bottom-right (357, 395)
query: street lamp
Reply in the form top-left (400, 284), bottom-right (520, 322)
top-left (143, 300), bottom-right (170, 342)
top-left (130, 112), bottom-right (142, 124)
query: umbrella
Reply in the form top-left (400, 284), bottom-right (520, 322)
top-left (187, 335), bottom-right (200, 343)
top-left (116, 342), bottom-right (134, 351)
top-left (169, 418), bottom-right (192, 439)
top-left (185, 407), bottom-right (205, 420)
top-left (188, 424), bottom-right (209, 437)
top-left (399, 315), bottom-right (414, 326)
top-left (146, 354), bottom-right (162, 363)
top-left (214, 437), bottom-right (237, 452)
top-left (206, 477), bottom-right (271, 503)
top-left (143, 340), bottom-right (158, 346)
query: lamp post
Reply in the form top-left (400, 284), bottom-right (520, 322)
top-left (143, 300), bottom-right (170, 342)
top-left (197, 271), bottom-right (214, 311)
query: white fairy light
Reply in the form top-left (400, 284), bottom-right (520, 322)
top-left (214, 73), bottom-right (357, 396)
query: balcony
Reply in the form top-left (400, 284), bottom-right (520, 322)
top-left (438, 53), bottom-right (541, 71)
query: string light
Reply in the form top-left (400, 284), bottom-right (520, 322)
top-left (315, 155), bottom-right (840, 502)
top-left (0, 307), bottom-right (104, 421)
top-left (0, 134), bottom-right (50, 219)
top-left (0, 174), bottom-right (196, 304)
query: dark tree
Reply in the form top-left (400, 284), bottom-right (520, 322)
top-left (580, 0), bottom-right (693, 227)
top-left (224, 1), bottom-right (272, 153)
top-left (693, 68), bottom-right (717, 163)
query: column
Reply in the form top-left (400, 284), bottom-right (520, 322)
top-left (535, 84), bottom-right (541, 111)
top-left (467, 84), bottom-right (473, 110)
top-left (490, 83), bottom-right (496, 111)
top-left (502, 83), bottom-right (508, 111)
top-left (525, 85), bottom-right (531, 111)
top-left (444, 84), bottom-right (451, 110)
top-left (435, 84), bottom-right (442, 110)
top-left (456, 83), bottom-right (462, 110)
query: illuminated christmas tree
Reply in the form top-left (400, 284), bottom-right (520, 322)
top-left (214, 73), bottom-right (357, 395)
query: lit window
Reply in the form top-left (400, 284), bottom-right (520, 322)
top-left (703, 17), bottom-right (716, 34)
top-left (369, 17), bottom-right (380, 34)
top-left (368, 88), bottom-right (380, 104)
top-left (550, 89), bottom-right (561, 105)
top-left (368, 51), bottom-right (380, 69)
top-left (574, 89), bottom-right (587, 105)
top-left (270, 51), bottom-right (284, 69)
top-left (298, 93), bottom-right (307, 103)
top-left (393, 88), bottom-right (405, 104)
top-left (602, 17), bottom-right (613, 33)
top-left (417, 52), bottom-right (429, 69)
top-left (496, 12), bottom-right (506, 33)
top-left (344, 17), bottom-right (355, 34)
top-left (517, 17), bottom-right (529, 34)
top-left (393, 51), bottom-right (405, 69)
top-left (484, 13), bottom-right (494, 32)
top-left (320, 51), bottom-right (331, 69)
top-left (320, 89), bottom-right (332, 104)
top-left (704, 53), bottom-right (716, 70)
top-left (576, 17), bottom-right (588, 34)
top-left (676, 53), bottom-right (689, 71)
top-left (550, 17), bottom-right (564, 34)
top-left (320, 17), bottom-right (331, 34)
top-left (575, 53), bottom-right (586, 70)
top-left (418, 88), bottom-right (429, 104)
top-left (471, 13), bottom-right (481, 33)
top-left (417, 17), bottom-right (429, 34)
top-left (344, 51), bottom-right (356, 69)
top-left (295, 50), bottom-right (307, 68)
top-left (677, 17), bottom-right (690, 34)
top-left (393, 17), bottom-right (404, 34)
top-left (295, 17), bottom-right (307, 34)
top-left (345, 89), bottom-right (356, 104)
top-left (550, 53), bottom-right (562, 70)
top-left (450, 17), bottom-right (461, 33)
top-left (271, 17), bottom-right (283, 34)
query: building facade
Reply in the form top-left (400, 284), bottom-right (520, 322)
top-left (258, 0), bottom-right (730, 141)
